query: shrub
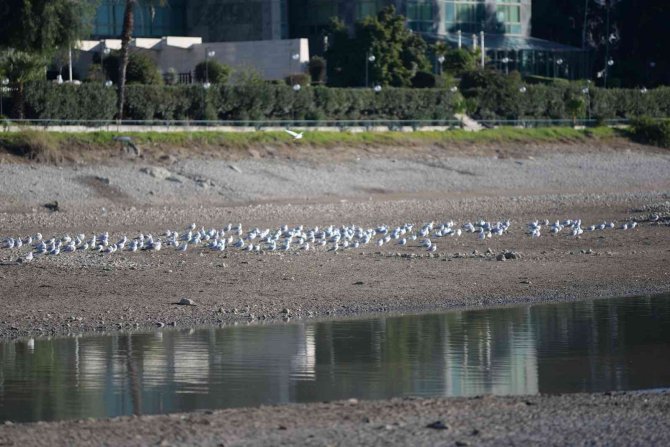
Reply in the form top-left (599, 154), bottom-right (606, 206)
top-left (308, 56), bottom-right (326, 85)
top-left (24, 82), bottom-right (117, 120)
top-left (16, 81), bottom-right (670, 123)
top-left (411, 71), bottom-right (436, 88)
top-left (630, 117), bottom-right (670, 148)
top-left (103, 51), bottom-right (163, 85)
top-left (194, 60), bottom-right (230, 84)
top-left (285, 73), bottom-right (311, 87)
top-left (442, 48), bottom-right (476, 74)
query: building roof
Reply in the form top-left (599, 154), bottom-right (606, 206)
top-left (428, 33), bottom-right (585, 52)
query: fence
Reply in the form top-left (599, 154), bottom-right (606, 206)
top-left (0, 118), bottom-right (632, 133)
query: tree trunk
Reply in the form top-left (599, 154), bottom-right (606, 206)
top-left (117, 0), bottom-right (137, 121)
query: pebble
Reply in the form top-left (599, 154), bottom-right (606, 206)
top-left (177, 298), bottom-right (196, 306)
top-left (426, 420), bottom-right (449, 430)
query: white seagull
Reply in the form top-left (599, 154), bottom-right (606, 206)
top-left (284, 129), bottom-right (304, 140)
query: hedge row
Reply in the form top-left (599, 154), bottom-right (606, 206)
top-left (19, 81), bottom-right (670, 122)
top-left (23, 82), bottom-right (459, 122)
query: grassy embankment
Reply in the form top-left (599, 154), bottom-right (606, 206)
top-left (0, 127), bottom-right (620, 162)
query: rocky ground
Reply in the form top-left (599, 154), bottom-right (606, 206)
top-left (0, 138), bottom-right (669, 445)
top-left (1, 391), bottom-right (669, 446)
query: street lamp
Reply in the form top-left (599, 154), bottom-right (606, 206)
top-left (554, 57), bottom-right (564, 78)
top-left (365, 53), bottom-right (376, 87)
top-left (289, 52), bottom-right (300, 87)
top-left (501, 57), bottom-right (510, 75)
top-left (0, 78), bottom-right (9, 117)
top-left (101, 45), bottom-right (111, 84)
top-left (437, 55), bottom-right (445, 76)
top-left (205, 49), bottom-right (216, 85)
top-left (581, 86), bottom-right (591, 121)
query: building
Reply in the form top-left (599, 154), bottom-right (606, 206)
top-left (92, 0), bottom-right (288, 42)
top-left (76, 37), bottom-right (309, 82)
top-left (88, 0), bottom-right (587, 80)
top-left (288, 0), bottom-right (587, 79)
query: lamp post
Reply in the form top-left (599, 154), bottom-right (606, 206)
top-left (582, 85), bottom-right (591, 121)
top-left (554, 57), bottom-right (564, 78)
top-left (501, 56), bottom-right (510, 75)
top-left (101, 45), bottom-right (111, 85)
top-left (292, 83), bottom-right (301, 124)
top-left (603, 0), bottom-right (612, 88)
top-left (365, 53), bottom-right (375, 87)
top-left (290, 52), bottom-right (300, 88)
top-left (437, 55), bottom-right (445, 76)
top-left (0, 78), bottom-right (9, 117)
top-left (603, 57), bottom-right (613, 87)
top-left (205, 49), bottom-right (216, 85)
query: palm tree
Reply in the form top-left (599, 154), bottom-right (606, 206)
top-left (117, 0), bottom-right (165, 120)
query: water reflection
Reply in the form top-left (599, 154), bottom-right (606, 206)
top-left (1, 295), bottom-right (669, 423)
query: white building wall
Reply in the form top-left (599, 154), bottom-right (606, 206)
top-left (76, 37), bottom-right (309, 82)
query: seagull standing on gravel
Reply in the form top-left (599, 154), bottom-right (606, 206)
top-left (284, 129), bottom-right (304, 140)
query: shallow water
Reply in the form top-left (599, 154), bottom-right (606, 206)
top-left (1, 295), bottom-right (669, 423)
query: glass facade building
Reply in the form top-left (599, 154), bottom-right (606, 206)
top-left (92, 0), bottom-right (187, 38)
top-left (89, 0), bottom-right (586, 79)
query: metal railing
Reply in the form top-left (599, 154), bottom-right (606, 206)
top-left (0, 117), bottom-right (632, 132)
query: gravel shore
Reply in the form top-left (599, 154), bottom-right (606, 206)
top-left (0, 139), bottom-right (669, 445)
top-left (2, 391), bottom-right (669, 446)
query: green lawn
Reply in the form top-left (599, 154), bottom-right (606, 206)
top-left (0, 126), bottom-right (621, 157)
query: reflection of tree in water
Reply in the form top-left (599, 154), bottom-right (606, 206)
top-left (534, 296), bottom-right (670, 393)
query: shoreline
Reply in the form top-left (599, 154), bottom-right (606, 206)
top-left (2, 391), bottom-right (669, 446)
top-left (0, 140), bottom-right (669, 445)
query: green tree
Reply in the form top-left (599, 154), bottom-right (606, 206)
top-left (103, 51), bottom-right (163, 85)
top-left (441, 48), bottom-right (477, 75)
top-left (194, 60), bottom-right (231, 84)
top-left (0, 0), bottom-right (96, 55)
top-left (326, 6), bottom-right (430, 87)
top-left (0, 0), bottom-right (97, 117)
top-left (0, 50), bottom-right (47, 118)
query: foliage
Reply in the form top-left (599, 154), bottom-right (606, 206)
top-left (164, 68), bottom-right (179, 85)
top-left (326, 7), bottom-right (430, 87)
top-left (24, 82), bottom-right (117, 120)
top-left (103, 51), bottom-right (163, 86)
top-left (441, 49), bottom-right (477, 75)
top-left (285, 73), bottom-right (311, 87)
top-left (532, 0), bottom-right (669, 87)
top-left (411, 71), bottom-right (437, 89)
top-left (0, 50), bottom-right (49, 118)
top-left (629, 117), bottom-right (670, 148)
top-left (20, 82), bottom-right (461, 122)
top-left (194, 60), bottom-right (231, 84)
top-left (0, 0), bottom-right (96, 56)
top-left (15, 81), bottom-right (670, 123)
top-left (308, 56), bottom-right (327, 85)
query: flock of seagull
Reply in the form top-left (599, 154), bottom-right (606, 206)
top-left (0, 216), bottom-right (646, 264)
